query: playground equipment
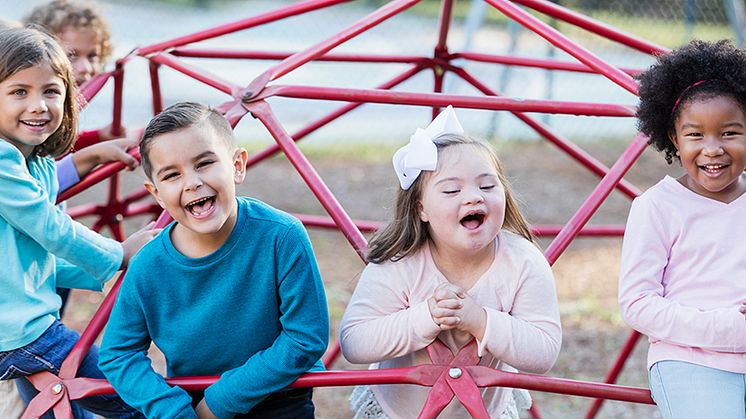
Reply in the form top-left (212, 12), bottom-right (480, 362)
top-left (23, 0), bottom-right (669, 417)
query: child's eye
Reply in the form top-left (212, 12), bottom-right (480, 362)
top-left (11, 89), bottom-right (26, 97)
top-left (44, 88), bottom-right (61, 96)
top-left (723, 131), bottom-right (741, 137)
top-left (161, 172), bottom-right (178, 181)
top-left (480, 185), bottom-right (496, 191)
top-left (442, 190), bottom-right (459, 195)
top-left (196, 160), bottom-right (214, 168)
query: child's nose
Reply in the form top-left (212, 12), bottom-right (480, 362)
top-left (464, 190), bottom-right (485, 205)
top-left (703, 138), bottom-right (725, 156)
top-left (27, 96), bottom-right (48, 113)
top-left (184, 173), bottom-right (203, 191)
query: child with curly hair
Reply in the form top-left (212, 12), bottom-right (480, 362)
top-left (619, 40), bottom-right (746, 419)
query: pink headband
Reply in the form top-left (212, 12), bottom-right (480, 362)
top-left (671, 80), bottom-right (712, 116)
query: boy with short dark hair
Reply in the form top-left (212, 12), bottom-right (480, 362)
top-left (99, 102), bottom-right (329, 419)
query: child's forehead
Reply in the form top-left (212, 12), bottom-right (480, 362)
top-left (149, 126), bottom-right (233, 157)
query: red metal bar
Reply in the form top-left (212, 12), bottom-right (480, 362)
top-left (484, 0), bottom-right (638, 95)
top-left (149, 62), bottom-right (163, 115)
top-left (450, 65), bottom-right (641, 199)
top-left (511, 0), bottom-right (668, 56)
top-left (434, 0), bottom-right (454, 55)
top-left (111, 64), bottom-right (124, 137)
top-left (172, 48), bottom-right (427, 64)
top-left (78, 71), bottom-right (113, 104)
top-left (136, 0), bottom-right (351, 56)
top-left (248, 100), bottom-right (368, 258)
top-left (544, 134), bottom-right (648, 265)
top-left (246, 63), bottom-right (426, 168)
top-left (451, 51), bottom-right (641, 76)
top-left (585, 330), bottom-right (643, 419)
top-left (56, 151), bottom-right (138, 203)
top-left (244, 0), bottom-right (421, 98)
top-left (149, 53), bottom-right (242, 97)
top-left (262, 84), bottom-right (635, 116)
top-left (296, 212), bottom-right (624, 237)
top-left (470, 367), bottom-right (653, 404)
top-left (322, 341), bottom-right (341, 368)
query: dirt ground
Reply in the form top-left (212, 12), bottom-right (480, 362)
top-left (63, 138), bottom-right (678, 418)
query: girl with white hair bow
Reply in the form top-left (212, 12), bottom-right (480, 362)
top-left (340, 106), bottom-right (562, 419)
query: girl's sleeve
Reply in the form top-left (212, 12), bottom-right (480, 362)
top-left (340, 262), bottom-right (442, 364)
top-left (477, 248), bottom-right (562, 374)
top-left (55, 154), bottom-right (80, 193)
top-left (618, 198), bottom-right (746, 352)
top-left (0, 143), bottom-right (122, 282)
top-left (99, 270), bottom-right (198, 419)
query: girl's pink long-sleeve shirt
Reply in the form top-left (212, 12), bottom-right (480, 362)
top-left (619, 176), bottom-right (746, 374)
top-left (340, 231), bottom-right (561, 419)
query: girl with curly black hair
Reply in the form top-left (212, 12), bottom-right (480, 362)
top-left (619, 39), bottom-right (746, 419)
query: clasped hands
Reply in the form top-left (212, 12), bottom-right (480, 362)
top-left (427, 283), bottom-right (486, 339)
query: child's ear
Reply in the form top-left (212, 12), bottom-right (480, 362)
top-left (144, 181), bottom-right (166, 209)
top-left (417, 201), bottom-right (429, 223)
top-left (232, 148), bottom-right (248, 184)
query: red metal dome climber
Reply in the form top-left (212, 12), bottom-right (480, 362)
top-left (22, 0), bottom-right (669, 417)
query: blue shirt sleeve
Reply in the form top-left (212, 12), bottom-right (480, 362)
top-left (0, 141), bottom-right (122, 282)
top-left (203, 221), bottom-right (329, 418)
top-left (99, 266), bottom-right (198, 419)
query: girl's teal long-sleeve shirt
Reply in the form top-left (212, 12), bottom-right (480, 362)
top-left (0, 140), bottom-right (122, 352)
top-left (99, 197), bottom-right (329, 419)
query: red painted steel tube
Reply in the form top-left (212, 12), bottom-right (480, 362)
top-left (434, 0), bottom-right (454, 55)
top-left (484, 0), bottom-right (638, 95)
top-left (295, 213), bottom-right (623, 237)
top-left (262, 84), bottom-right (636, 116)
top-left (136, 0), bottom-right (351, 56)
top-left (511, 0), bottom-right (668, 56)
top-left (451, 65), bottom-right (641, 199)
top-left (245, 0), bottom-right (421, 97)
top-left (585, 330), bottom-right (643, 419)
top-left (34, 362), bottom-right (654, 407)
top-left (451, 51), bottom-right (641, 76)
top-left (149, 62), bottom-right (163, 115)
top-left (248, 100), bottom-right (369, 258)
top-left (294, 213), bottom-right (381, 233)
top-left (149, 53), bottom-right (242, 97)
top-left (469, 367), bottom-right (653, 404)
top-left (544, 134), bottom-right (648, 265)
top-left (246, 63), bottom-right (426, 168)
top-left (322, 342), bottom-right (342, 368)
top-left (111, 64), bottom-right (124, 137)
top-left (172, 48), bottom-right (427, 64)
top-left (78, 71), bottom-right (113, 104)
top-left (56, 152), bottom-right (138, 203)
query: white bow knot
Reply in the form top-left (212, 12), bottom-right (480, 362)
top-left (392, 105), bottom-right (464, 190)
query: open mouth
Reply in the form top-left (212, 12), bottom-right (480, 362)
top-left (460, 211), bottom-right (486, 230)
top-left (699, 163), bottom-right (729, 174)
top-left (185, 196), bottom-right (215, 217)
top-left (21, 120), bottom-right (49, 129)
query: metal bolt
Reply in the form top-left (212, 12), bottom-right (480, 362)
top-left (115, 213), bottom-right (124, 222)
top-left (52, 383), bottom-right (63, 394)
top-left (448, 367), bottom-right (462, 379)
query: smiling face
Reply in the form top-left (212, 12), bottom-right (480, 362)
top-left (144, 124), bottom-right (247, 253)
top-left (670, 95), bottom-right (746, 203)
top-left (0, 63), bottom-right (65, 157)
top-left (58, 26), bottom-right (102, 86)
top-left (418, 144), bottom-right (506, 258)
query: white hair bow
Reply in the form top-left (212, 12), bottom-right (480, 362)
top-left (392, 105), bottom-right (464, 190)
